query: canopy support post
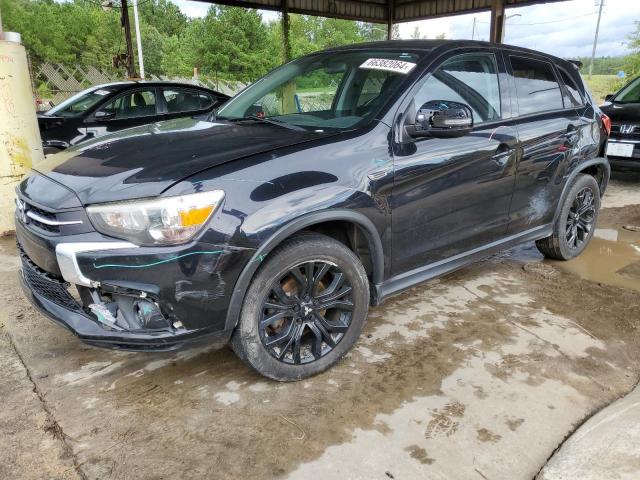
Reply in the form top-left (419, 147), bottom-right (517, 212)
top-left (489, 0), bottom-right (505, 43)
top-left (387, 0), bottom-right (394, 40)
top-left (282, 1), bottom-right (292, 62)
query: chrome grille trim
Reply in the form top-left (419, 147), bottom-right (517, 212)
top-left (26, 210), bottom-right (83, 226)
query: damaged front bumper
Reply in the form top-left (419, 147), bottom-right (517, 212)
top-left (19, 268), bottom-right (232, 351)
top-left (17, 221), bottom-right (254, 351)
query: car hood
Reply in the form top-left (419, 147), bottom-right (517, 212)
top-left (34, 117), bottom-right (329, 205)
top-left (600, 101), bottom-right (640, 122)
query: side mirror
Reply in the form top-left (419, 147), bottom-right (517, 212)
top-left (604, 94), bottom-right (614, 102)
top-left (93, 110), bottom-right (116, 120)
top-left (407, 100), bottom-right (473, 139)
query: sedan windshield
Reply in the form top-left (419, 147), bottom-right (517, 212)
top-left (45, 86), bottom-right (114, 117)
top-left (613, 77), bottom-right (640, 104)
top-left (216, 50), bottom-right (425, 130)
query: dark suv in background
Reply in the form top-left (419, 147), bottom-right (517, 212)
top-left (601, 75), bottom-right (640, 170)
top-left (17, 40), bottom-right (609, 381)
top-left (38, 81), bottom-right (230, 154)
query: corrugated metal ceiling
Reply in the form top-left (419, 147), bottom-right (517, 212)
top-left (196, 0), bottom-right (567, 24)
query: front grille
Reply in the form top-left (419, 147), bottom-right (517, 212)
top-left (611, 124), bottom-right (640, 140)
top-left (26, 204), bottom-right (60, 233)
top-left (19, 247), bottom-right (81, 311)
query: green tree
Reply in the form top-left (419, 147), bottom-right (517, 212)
top-left (0, 0), bottom-right (409, 84)
top-left (626, 20), bottom-right (640, 75)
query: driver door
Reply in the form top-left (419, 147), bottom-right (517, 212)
top-left (85, 88), bottom-right (159, 139)
top-left (391, 49), bottom-right (518, 276)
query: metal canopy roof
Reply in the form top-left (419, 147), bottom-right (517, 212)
top-left (195, 0), bottom-right (567, 24)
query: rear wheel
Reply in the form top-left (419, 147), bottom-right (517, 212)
top-left (536, 174), bottom-right (600, 260)
top-left (231, 233), bottom-right (369, 381)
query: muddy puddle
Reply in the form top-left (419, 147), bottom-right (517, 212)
top-left (504, 225), bottom-right (640, 292)
top-left (550, 227), bottom-right (640, 292)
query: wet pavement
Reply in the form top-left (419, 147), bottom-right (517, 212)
top-left (1, 174), bottom-right (640, 480)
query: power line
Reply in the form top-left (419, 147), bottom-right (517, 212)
top-left (476, 11), bottom-right (597, 26)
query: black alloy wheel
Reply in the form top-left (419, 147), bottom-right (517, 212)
top-left (535, 173), bottom-right (601, 261)
top-left (565, 186), bottom-right (596, 250)
top-left (258, 260), bottom-right (354, 365)
top-left (231, 232), bottom-right (369, 381)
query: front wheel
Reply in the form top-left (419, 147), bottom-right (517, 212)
top-left (231, 233), bottom-right (370, 381)
top-left (536, 174), bottom-right (601, 260)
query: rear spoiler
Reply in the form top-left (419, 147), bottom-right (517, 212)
top-left (568, 60), bottom-right (583, 69)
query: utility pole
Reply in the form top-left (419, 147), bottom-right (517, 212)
top-left (120, 0), bottom-right (137, 78)
top-left (132, 0), bottom-right (144, 78)
top-left (471, 17), bottom-right (476, 40)
top-left (589, 0), bottom-right (604, 79)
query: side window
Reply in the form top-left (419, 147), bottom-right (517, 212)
top-left (99, 89), bottom-right (157, 119)
top-left (199, 93), bottom-right (215, 109)
top-left (163, 89), bottom-right (211, 113)
top-left (414, 53), bottom-right (501, 124)
top-left (510, 56), bottom-right (564, 115)
top-left (558, 68), bottom-right (585, 107)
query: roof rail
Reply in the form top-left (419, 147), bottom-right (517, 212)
top-left (568, 60), bottom-right (583, 69)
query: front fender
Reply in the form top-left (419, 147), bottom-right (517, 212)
top-left (223, 208), bottom-right (385, 331)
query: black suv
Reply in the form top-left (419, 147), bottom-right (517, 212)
top-left (600, 75), bottom-right (640, 170)
top-left (38, 81), bottom-right (229, 154)
top-left (17, 41), bottom-right (609, 381)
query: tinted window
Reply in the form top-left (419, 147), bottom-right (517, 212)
top-left (163, 89), bottom-right (214, 113)
top-left (613, 77), bottom-right (640, 104)
top-left (99, 89), bottom-right (157, 119)
top-left (510, 56), bottom-right (563, 115)
top-left (559, 68), bottom-right (584, 107)
top-left (414, 53), bottom-right (501, 124)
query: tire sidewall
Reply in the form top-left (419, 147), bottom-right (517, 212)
top-left (556, 175), bottom-right (601, 259)
top-left (233, 236), bottom-right (369, 381)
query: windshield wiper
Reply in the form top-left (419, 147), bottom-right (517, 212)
top-left (239, 115), bottom-right (307, 132)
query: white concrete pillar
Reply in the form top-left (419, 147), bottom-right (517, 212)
top-left (0, 38), bottom-right (43, 234)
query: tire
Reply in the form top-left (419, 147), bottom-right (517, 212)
top-left (536, 174), bottom-right (601, 260)
top-left (230, 233), bottom-right (370, 381)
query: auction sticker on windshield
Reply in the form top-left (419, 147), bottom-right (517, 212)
top-left (360, 58), bottom-right (417, 74)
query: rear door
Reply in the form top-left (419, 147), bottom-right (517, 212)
top-left (391, 48), bottom-right (518, 275)
top-left (505, 54), bottom-right (582, 233)
top-left (159, 87), bottom-right (219, 121)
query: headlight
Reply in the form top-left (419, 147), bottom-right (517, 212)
top-left (86, 191), bottom-right (225, 246)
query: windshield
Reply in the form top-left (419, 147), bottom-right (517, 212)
top-left (46, 86), bottom-right (114, 117)
top-left (217, 50), bottom-right (425, 130)
top-left (613, 77), bottom-right (640, 104)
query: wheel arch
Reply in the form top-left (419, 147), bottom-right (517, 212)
top-left (224, 210), bottom-right (385, 331)
top-left (552, 157), bottom-right (610, 226)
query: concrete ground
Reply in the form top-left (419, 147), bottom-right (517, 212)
top-left (539, 384), bottom-right (640, 480)
top-left (1, 172), bottom-right (640, 480)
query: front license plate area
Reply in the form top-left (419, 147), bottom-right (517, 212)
top-left (606, 142), bottom-right (635, 158)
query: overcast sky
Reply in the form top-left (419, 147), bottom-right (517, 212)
top-left (170, 0), bottom-right (639, 58)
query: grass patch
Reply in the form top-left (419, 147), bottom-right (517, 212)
top-left (583, 74), bottom-right (627, 104)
